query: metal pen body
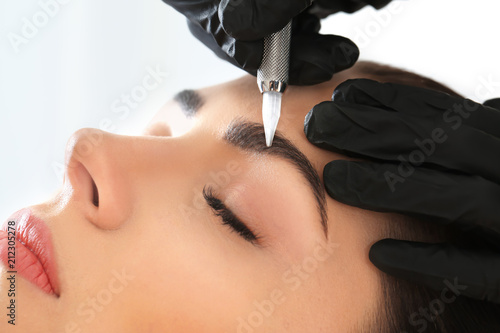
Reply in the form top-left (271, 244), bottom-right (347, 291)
top-left (257, 21), bottom-right (292, 147)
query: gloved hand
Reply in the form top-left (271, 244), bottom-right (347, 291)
top-left (161, 0), bottom-right (381, 85)
top-left (304, 78), bottom-right (500, 303)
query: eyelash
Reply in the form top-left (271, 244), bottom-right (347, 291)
top-left (202, 185), bottom-right (260, 244)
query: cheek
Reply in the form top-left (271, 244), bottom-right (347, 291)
top-left (110, 170), bottom-right (289, 331)
top-left (319, 199), bottom-right (384, 326)
top-left (260, 199), bottom-right (383, 332)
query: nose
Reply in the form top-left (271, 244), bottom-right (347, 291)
top-left (64, 128), bottom-right (136, 230)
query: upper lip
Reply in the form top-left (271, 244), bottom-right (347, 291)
top-left (1, 208), bottom-right (60, 296)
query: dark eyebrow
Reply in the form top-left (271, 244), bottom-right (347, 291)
top-left (173, 89), bottom-right (204, 118)
top-left (224, 119), bottom-right (328, 238)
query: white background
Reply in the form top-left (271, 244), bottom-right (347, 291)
top-left (1, 0), bottom-right (499, 220)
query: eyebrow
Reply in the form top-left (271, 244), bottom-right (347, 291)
top-left (173, 89), bottom-right (328, 238)
top-left (173, 89), bottom-right (204, 118)
top-left (224, 119), bottom-right (328, 238)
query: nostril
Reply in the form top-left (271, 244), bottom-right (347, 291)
top-left (92, 179), bottom-right (99, 207)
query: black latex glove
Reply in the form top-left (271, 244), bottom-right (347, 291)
top-left (161, 0), bottom-right (368, 85)
top-left (304, 78), bottom-right (500, 303)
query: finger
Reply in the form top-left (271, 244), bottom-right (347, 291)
top-left (288, 12), bottom-right (359, 85)
top-left (323, 160), bottom-right (500, 233)
top-left (289, 34), bottom-right (359, 85)
top-left (332, 79), bottom-right (500, 138)
top-left (187, 20), bottom-right (262, 73)
top-left (304, 98), bottom-right (500, 184)
top-left (291, 10), bottom-right (321, 34)
top-left (484, 98), bottom-right (500, 110)
top-left (369, 239), bottom-right (500, 304)
top-left (219, 0), bottom-right (312, 41)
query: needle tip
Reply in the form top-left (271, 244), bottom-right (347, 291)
top-left (262, 91), bottom-right (282, 148)
top-left (264, 125), bottom-right (276, 147)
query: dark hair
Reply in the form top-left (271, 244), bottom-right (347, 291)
top-left (355, 61), bottom-right (500, 332)
top-left (354, 61), bottom-right (463, 98)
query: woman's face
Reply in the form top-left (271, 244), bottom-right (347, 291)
top-left (1, 68), bottom-right (390, 332)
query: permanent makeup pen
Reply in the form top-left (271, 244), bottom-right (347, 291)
top-left (257, 21), bottom-right (292, 147)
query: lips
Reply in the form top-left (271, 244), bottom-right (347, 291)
top-left (0, 208), bottom-right (60, 297)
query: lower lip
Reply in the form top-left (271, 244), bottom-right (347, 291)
top-left (0, 209), bottom-right (59, 296)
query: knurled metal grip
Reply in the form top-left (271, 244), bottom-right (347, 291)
top-left (257, 21), bottom-right (292, 94)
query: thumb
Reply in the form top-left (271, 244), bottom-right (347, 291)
top-left (219, 0), bottom-right (312, 40)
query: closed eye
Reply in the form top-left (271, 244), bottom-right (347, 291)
top-left (203, 185), bottom-right (260, 245)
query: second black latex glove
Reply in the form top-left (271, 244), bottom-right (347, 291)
top-left (161, 0), bottom-right (360, 85)
top-left (304, 78), bottom-right (500, 303)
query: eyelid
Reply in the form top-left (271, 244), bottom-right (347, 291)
top-left (202, 185), bottom-right (262, 245)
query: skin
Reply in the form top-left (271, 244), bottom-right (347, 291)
top-left (1, 64), bottom-right (397, 332)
